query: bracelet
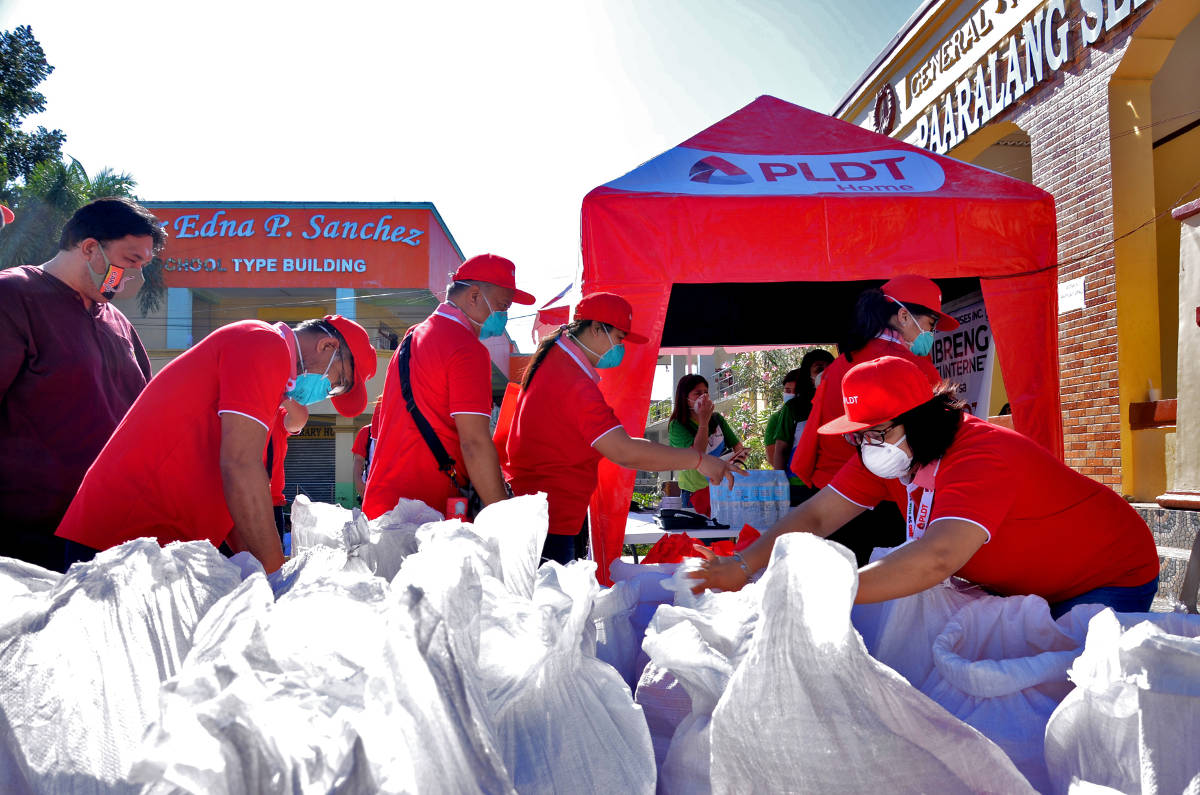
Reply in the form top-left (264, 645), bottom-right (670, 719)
top-left (730, 552), bottom-right (752, 577)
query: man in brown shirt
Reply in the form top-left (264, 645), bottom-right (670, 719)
top-left (0, 197), bottom-right (166, 570)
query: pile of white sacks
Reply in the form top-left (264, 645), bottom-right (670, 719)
top-left (1, 494), bottom-right (1197, 794)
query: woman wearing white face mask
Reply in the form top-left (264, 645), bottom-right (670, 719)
top-left (690, 356), bottom-right (1160, 617)
top-left (790, 274), bottom-right (957, 565)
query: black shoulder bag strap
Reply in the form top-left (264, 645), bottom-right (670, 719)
top-left (396, 333), bottom-right (467, 491)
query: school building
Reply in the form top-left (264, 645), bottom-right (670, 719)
top-left (834, 0), bottom-right (1200, 602)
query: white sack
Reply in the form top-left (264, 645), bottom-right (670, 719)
top-left (476, 560), bottom-right (656, 795)
top-left (708, 533), bottom-right (1035, 794)
top-left (851, 568), bottom-right (992, 687)
top-left (918, 595), bottom-right (1087, 791)
top-left (0, 540), bottom-right (242, 795)
top-left (131, 557), bottom-right (510, 794)
top-left (609, 560), bottom-right (682, 681)
top-left (642, 563), bottom-right (760, 795)
top-left (633, 662), bottom-right (693, 773)
top-left (1044, 609), bottom-right (1200, 795)
top-left (289, 494), bottom-right (442, 581)
top-left (589, 579), bottom-right (641, 688)
top-left (395, 493), bottom-right (652, 794)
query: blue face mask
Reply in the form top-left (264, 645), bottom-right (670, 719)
top-left (896, 299), bottom-right (936, 357)
top-left (478, 292), bottom-right (508, 340)
top-left (287, 336), bottom-right (336, 405)
top-left (576, 328), bottom-right (625, 369)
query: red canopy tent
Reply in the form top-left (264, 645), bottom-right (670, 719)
top-left (579, 95), bottom-right (1059, 585)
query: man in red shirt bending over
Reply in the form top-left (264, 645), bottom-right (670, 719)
top-left (363, 254), bottom-right (535, 518)
top-left (57, 315), bottom-right (376, 572)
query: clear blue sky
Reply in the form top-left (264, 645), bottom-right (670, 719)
top-left (1, 0), bottom-right (919, 339)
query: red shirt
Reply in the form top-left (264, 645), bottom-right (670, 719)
top-left (57, 320), bottom-right (297, 550)
top-left (0, 266), bottom-right (151, 560)
top-left (503, 339), bottom-right (623, 534)
top-left (828, 415), bottom-right (1160, 603)
top-left (363, 303), bottom-right (492, 518)
top-left (266, 406), bottom-right (289, 506)
top-left (793, 335), bottom-right (940, 488)
top-left (352, 424), bottom-right (371, 457)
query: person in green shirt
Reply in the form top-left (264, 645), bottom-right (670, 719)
top-left (763, 350), bottom-right (835, 505)
top-left (667, 374), bottom-right (744, 515)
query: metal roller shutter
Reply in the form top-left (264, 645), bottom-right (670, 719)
top-left (283, 436), bottom-right (336, 504)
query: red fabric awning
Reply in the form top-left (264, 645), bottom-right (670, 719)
top-left (580, 96), bottom-right (1059, 586)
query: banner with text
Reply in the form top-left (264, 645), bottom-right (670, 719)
top-left (931, 297), bottom-right (995, 418)
top-left (144, 204), bottom-right (447, 289)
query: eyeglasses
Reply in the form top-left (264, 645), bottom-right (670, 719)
top-left (843, 423), bottom-right (898, 448)
top-left (326, 346), bottom-right (354, 396)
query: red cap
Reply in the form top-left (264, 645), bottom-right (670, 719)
top-left (324, 314), bottom-right (377, 417)
top-left (817, 356), bottom-right (935, 435)
top-left (451, 254), bottom-right (535, 305)
top-left (574, 292), bottom-right (649, 344)
top-left (0, 205), bottom-right (13, 227)
top-left (881, 274), bottom-right (959, 331)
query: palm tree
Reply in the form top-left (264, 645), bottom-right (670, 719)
top-left (0, 156), bottom-right (163, 313)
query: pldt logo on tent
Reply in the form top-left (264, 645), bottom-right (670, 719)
top-left (605, 147), bottom-right (946, 196)
top-left (689, 156), bottom-right (753, 185)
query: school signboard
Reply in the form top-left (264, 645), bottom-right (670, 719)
top-left (143, 202), bottom-right (464, 291)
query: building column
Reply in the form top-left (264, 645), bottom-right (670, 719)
top-left (336, 288), bottom-right (356, 320)
top-left (1162, 201), bottom-right (1200, 507)
top-left (166, 287), bottom-right (193, 349)
top-left (1110, 78), bottom-right (1164, 499)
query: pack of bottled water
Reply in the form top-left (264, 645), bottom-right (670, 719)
top-left (709, 470), bottom-right (790, 531)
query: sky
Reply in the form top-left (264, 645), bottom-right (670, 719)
top-left (0, 0), bottom-right (920, 344)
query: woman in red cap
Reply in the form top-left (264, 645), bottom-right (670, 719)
top-left (790, 274), bottom-right (959, 565)
top-left (504, 292), bottom-right (740, 565)
top-left (690, 356), bottom-right (1160, 617)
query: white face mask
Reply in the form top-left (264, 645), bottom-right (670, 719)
top-left (813, 372), bottom-right (823, 387)
top-left (861, 434), bottom-right (912, 479)
top-left (782, 393), bottom-right (795, 404)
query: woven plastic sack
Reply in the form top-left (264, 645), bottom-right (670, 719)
top-left (590, 579), bottom-right (641, 688)
top-left (851, 546), bottom-right (994, 687)
top-left (633, 662), bottom-right (693, 772)
top-left (610, 560), bottom-right (683, 681)
top-left (914, 595), bottom-right (1093, 790)
top-left (708, 533), bottom-right (1035, 794)
top-left (396, 493), bottom-right (652, 794)
top-left (475, 559), bottom-right (655, 795)
top-left (289, 494), bottom-right (442, 581)
top-left (131, 555), bottom-right (512, 794)
top-left (1044, 608), bottom-right (1200, 794)
top-left (642, 566), bottom-right (760, 795)
top-left (0, 540), bottom-right (242, 794)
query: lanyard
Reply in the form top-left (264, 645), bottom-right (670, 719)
top-left (904, 459), bottom-right (941, 543)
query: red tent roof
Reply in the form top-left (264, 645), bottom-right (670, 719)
top-left (580, 95), bottom-right (1059, 585)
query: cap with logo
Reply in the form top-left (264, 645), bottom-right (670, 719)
top-left (323, 314), bottom-right (377, 417)
top-left (817, 356), bottom-right (935, 435)
top-left (880, 274), bottom-right (959, 331)
top-left (451, 254), bottom-right (536, 305)
top-left (574, 292), bottom-right (649, 344)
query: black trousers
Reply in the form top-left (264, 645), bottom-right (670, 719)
top-left (541, 517), bottom-right (590, 565)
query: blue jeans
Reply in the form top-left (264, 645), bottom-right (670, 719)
top-left (1049, 576), bottom-right (1159, 619)
top-left (680, 489), bottom-right (695, 509)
